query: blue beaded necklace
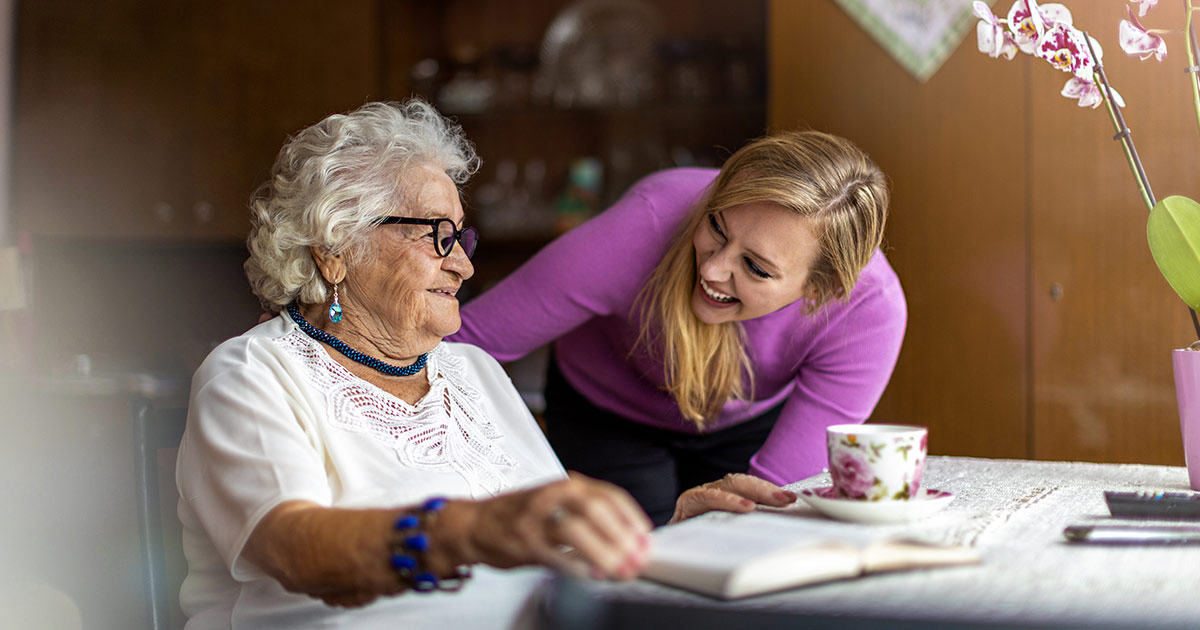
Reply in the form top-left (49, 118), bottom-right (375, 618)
top-left (287, 302), bottom-right (428, 377)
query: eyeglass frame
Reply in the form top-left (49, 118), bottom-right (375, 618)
top-left (375, 216), bottom-right (479, 259)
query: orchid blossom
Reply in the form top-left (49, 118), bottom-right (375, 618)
top-left (975, 0), bottom-right (1200, 335)
top-left (1120, 6), bottom-right (1168, 61)
top-left (974, 2), bottom-right (1019, 59)
top-left (1006, 0), bottom-right (1073, 54)
top-left (1036, 21), bottom-right (1100, 79)
top-left (1062, 76), bottom-right (1124, 109)
top-left (974, 0), bottom-right (1123, 108)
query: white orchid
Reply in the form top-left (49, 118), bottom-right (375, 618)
top-left (1035, 21), bottom-right (1101, 80)
top-left (1119, 5), bottom-right (1168, 61)
top-left (974, 2), bottom-right (1019, 59)
top-left (1061, 76), bottom-right (1124, 109)
top-left (1006, 0), bottom-right (1073, 54)
top-left (976, 0), bottom-right (1200, 324)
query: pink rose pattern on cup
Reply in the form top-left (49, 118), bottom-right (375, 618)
top-left (828, 433), bottom-right (926, 501)
top-left (830, 449), bottom-right (874, 498)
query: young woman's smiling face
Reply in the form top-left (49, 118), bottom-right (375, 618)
top-left (690, 201), bottom-right (821, 325)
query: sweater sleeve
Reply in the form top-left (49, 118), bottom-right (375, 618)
top-left (450, 171), bottom-right (700, 361)
top-left (747, 265), bottom-right (908, 486)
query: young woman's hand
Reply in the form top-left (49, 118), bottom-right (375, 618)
top-left (439, 472), bottom-right (653, 580)
top-left (669, 473), bottom-right (797, 524)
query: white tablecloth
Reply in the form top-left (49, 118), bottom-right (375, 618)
top-left (561, 457), bottom-right (1198, 628)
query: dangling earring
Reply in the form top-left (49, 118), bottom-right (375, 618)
top-left (328, 282), bottom-right (344, 323)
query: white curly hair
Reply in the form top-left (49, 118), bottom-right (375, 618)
top-left (244, 99), bottom-right (480, 309)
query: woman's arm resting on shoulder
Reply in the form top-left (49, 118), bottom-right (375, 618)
top-left (669, 473), bottom-right (797, 524)
top-left (242, 474), bottom-right (654, 607)
top-left (449, 182), bottom-right (669, 361)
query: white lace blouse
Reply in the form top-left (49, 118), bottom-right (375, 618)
top-left (175, 313), bottom-right (565, 630)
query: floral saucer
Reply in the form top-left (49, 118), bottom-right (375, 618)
top-left (798, 486), bottom-right (954, 524)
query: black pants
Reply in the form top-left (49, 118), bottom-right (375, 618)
top-left (543, 356), bottom-right (782, 526)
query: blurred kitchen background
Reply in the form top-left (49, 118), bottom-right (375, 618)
top-left (4, 0), bottom-right (1200, 627)
top-left (7, 0), bottom-right (766, 400)
top-left (0, 2), bottom-right (766, 626)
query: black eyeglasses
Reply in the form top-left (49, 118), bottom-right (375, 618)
top-left (376, 216), bottom-right (479, 259)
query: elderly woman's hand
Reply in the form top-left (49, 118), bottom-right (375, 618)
top-left (243, 474), bottom-right (652, 609)
top-left (669, 473), bottom-right (797, 524)
top-left (439, 472), bottom-right (652, 580)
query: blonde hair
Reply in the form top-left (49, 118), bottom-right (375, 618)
top-left (634, 130), bottom-right (889, 427)
top-left (244, 100), bottom-right (479, 309)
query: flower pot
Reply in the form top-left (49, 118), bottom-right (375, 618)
top-left (1171, 349), bottom-right (1200, 490)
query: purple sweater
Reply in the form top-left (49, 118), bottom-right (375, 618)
top-left (451, 168), bottom-right (907, 485)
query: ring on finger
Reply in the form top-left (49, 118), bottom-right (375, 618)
top-left (547, 507), bottom-right (569, 525)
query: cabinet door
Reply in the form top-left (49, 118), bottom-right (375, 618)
top-left (1028, 1), bottom-right (1199, 465)
top-left (769, 0), bottom-right (1030, 460)
top-left (182, 1), bottom-right (378, 241)
top-left (13, 0), bottom-right (191, 238)
top-left (770, 0), bottom-right (1200, 465)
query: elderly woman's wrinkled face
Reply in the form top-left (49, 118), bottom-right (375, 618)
top-left (346, 164), bottom-right (473, 349)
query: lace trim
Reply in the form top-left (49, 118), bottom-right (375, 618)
top-left (273, 328), bottom-right (517, 497)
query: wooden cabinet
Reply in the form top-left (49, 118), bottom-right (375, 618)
top-left (380, 0), bottom-right (767, 294)
top-left (14, 0), bottom-right (187, 239)
top-left (770, 1), bottom-right (1030, 461)
top-left (1026, 2), bottom-right (1200, 464)
top-left (769, 1), bottom-right (1200, 465)
top-left (13, 0), bottom-right (378, 242)
top-left (14, 0), bottom-right (765, 260)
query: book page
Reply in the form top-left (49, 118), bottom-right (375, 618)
top-left (644, 512), bottom-right (882, 598)
top-left (644, 511), bottom-right (979, 599)
top-left (860, 541), bottom-right (980, 574)
top-left (650, 512), bottom-right (879, 569)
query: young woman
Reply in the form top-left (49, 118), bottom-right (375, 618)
top-left (451, 131), bottom-right (907, 525)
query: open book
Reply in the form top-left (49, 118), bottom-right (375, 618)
top-left (643, 511), bottom-right (979, 599)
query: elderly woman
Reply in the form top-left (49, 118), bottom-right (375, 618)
top-left (176, 100), bottom-right (794, 630)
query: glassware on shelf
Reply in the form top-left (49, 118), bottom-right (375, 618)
top-left (660, 38), bottom-right (712, 105)
top-left (437, 46), bottom-right (494, 114)
top-left (604, 136), bottom-right (670, 205)
top-left (493, 44), bottom-right (538, 111)
top-left (521, 158), bottom-right (554, 234)
top-left (474, 158), bottom-right (517, 236)
top-left (537, 0), bottom-right (662, 108)
top-left (409, 57), bottom-right (441, 104)
top-left (554, 157), bottom-right (603, 234)
top-left (474, 158), bottom-right (555, 239)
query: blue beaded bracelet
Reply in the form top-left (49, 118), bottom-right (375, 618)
top-left (389, 497), bottom-right (472, 593)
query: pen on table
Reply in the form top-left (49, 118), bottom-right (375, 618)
top-left (1063, 524), bottom-right (1200, 544)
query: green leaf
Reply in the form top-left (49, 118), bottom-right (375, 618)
top-left (1147, 195), bottom-right (1200, 310)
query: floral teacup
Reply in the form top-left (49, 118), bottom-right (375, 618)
top-left (826, 424), bottom-right (927, 501)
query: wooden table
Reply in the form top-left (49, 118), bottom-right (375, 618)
top-left (534, 457), bottom-right (1199, 630)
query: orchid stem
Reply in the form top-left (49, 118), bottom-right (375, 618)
top-left (1185, 1), bottom-right (1200, 342)
top-left (1084, 31), bottom-right (1156, 212)
top-left (1186, 0), bottom-right (1200, 137)
top-left (1085, 30), bottom-right (1200, 340)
